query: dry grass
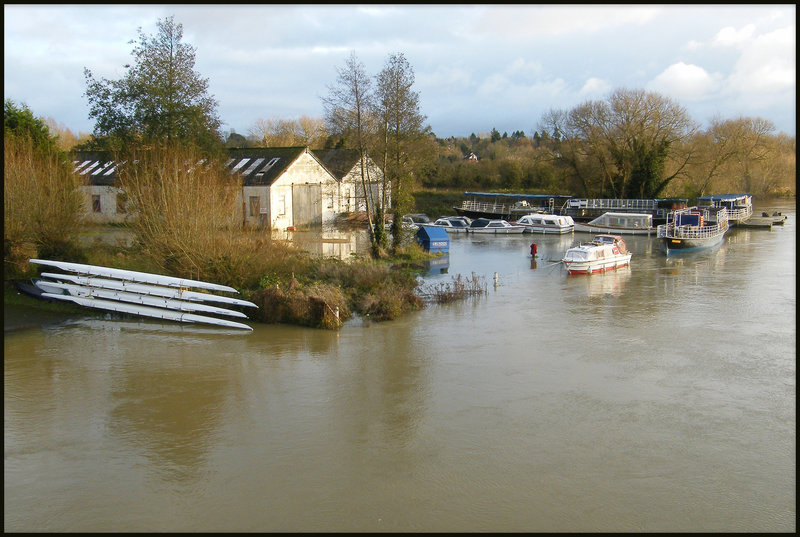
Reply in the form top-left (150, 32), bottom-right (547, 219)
top-left (4, 135), bottom-right (87, 278)
top-left (418, 272), bottom-right (488, 304)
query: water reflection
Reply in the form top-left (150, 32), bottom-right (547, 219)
top-left (567, 265), bottom-right (632, 297)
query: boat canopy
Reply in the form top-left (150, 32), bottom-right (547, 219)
top-left (587, 212), bottom-right (653, 227)
top-left (463, 192), bottom-right (572, 201)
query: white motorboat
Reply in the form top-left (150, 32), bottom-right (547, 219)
top-left (428, 216), bottom-right (472, 233)
top-left (561, 234), bottom-right (632, 275)
top-left (513, 213), bottom-right (574, 234)
top-left (572, 212), bottom-right (655, 235)
top-left (466, 218), bottom-right (525, 234)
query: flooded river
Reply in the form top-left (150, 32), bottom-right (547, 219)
top-left (4, 200), bottom-right (795, 531)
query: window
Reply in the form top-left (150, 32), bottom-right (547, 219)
top-left (92, 195), bottom-right (101, 213)
top-left (249, 196), bottom-right (260, 217)
top-left (278, 194), bottom-right (286, 215)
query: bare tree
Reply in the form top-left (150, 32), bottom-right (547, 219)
top-left (322, 51), bottom-right (381, 254)
top-left (551, 89), bottom-right (697, 198)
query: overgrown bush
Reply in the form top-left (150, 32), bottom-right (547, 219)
top-left (3, 134), bottom-right (86, 279)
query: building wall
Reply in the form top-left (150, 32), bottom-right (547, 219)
top-left (80, 185), bottom-right (132, 224)
top-left (340, 158), bottom-right (389, 213)
top-left (268, 151), bottom-right (337, 229)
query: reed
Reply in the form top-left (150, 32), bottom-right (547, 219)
top-left (117, 143), bottom-right (258, 288)
top-left (4, 135), bottom-right (86, 278)
top-left (418, 272), bottom-right (488, 304)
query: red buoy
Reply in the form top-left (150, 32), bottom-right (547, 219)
top-left (530, 243), bottom-right (538, 257)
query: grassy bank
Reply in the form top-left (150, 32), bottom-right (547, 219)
top-left (5, 226), bottom-right (477, 330)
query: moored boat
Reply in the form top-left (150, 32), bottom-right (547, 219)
top-left (573, 212), bottom-right (655, 235)
top-left (454, 192), bottom-right (572, 220)
top-left (466, 218), bottom-right (526, 234)
top-left (560, 197), bottom-right (688, 225)
top-left (656, 206), bottom-right (729, 254)
top-left (512, 213), bottom-right (574, 234)
top-left (427, 216), bottom-right (472, 233)
top-left (697, 193), bottom-right (752, 225)
top-left (561, 234), bottom-right (632, 274)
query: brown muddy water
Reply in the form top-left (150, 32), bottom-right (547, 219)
top-left (4, 200), bottom-right (795, 531)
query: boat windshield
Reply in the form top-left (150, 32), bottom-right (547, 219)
top-left (564, 249), bottom-right (589, 261)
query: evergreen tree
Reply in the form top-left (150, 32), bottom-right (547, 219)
top-left (83, 15), bottom-right (222, 152)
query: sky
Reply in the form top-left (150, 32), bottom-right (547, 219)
top-left (3, 4), bottom-right (796, 140)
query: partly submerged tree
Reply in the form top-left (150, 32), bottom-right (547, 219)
top-left (322, 51), bottom-right (383, 255)
top-left (83, 15), bottom-right (222, 152)
top-left (374, 52), bottom-right (432, 253)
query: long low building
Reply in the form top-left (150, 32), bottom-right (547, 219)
top-left (73, 147), bottom-right (388, 230)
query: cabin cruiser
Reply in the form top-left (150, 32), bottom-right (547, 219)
top-left (466, 218), bottom-right (525, 234)
top-left (561, 234), bottom-right (632, 274)
top-left (572, 212), bottom-right (655, 235)
top-left (512, 213), bottom-right (574, 234)
top-left (428, 216), bottom-right (472, 233)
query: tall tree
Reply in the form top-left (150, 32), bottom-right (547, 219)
top-left (322, 51), bottom-right (381, 254)
top-left (83, 15), bottom-right (222, 152)
top-left (374, 52), bottom-right (429, 252)
top-left (554, 89), bottom-right (696, 198)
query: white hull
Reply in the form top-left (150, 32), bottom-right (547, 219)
top-left (573, 223), bottom-right (655, 235)
top-left (40, 272), bottom-right (257, 308)
top-left (40, 293), bottom-right (253, 330)
top-left (521, 225), bottom-right (573, 234)
top-left (30, 259), bottom-right (238, 293)
top-left (35, 280), bottom-right (249, 319)
top-left (564, 253), bottom-right (632, 274)
top-left (467, 227), bottom-right (525, 234)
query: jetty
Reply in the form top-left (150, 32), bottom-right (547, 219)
top-left (738, 212), bottom-right (788, 230)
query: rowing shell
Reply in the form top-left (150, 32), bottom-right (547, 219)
top-left (39, 272), bottom-right (258, 308)
top-left (40, 292), bottom-right (253, 330)
top-left (29, 258), bottom-right (238, 294)
top-left (35, 280), bottom-right (249, 319)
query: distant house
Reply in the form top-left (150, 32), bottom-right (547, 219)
top-left (464, 152), bottom-right (479, 162)
top-left (311, 148), bottom-right (388, 214)
top-left (71, 147), bottom-right (385, 230)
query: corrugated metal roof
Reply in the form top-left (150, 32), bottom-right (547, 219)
top-left (71, 147), bottom-right (318, 186)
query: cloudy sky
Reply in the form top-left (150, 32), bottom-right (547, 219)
top-left (4, 4), bottom-right (796, 139)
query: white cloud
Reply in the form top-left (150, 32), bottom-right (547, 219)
top-left (579, 78), bottom-right (612, 97)
top-left (478, 5), bottom-right (661, 39)
top-left (648, 62), bottom-right (721, 101)
top-left (712, 24), bottom-right (756, 48)
top-left (727, 25), bottom-right (795, 94)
